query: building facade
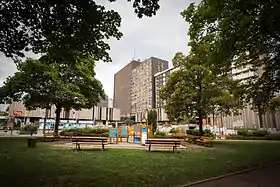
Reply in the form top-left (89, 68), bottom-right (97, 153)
top-left (9, 101), bottom-right (121, 125)
top-left (154, 66), bottom-right (180, 109)
top-left (113, 60), bottom-right (141, 116)
top-left (131, 57), bottom-right (168, 119)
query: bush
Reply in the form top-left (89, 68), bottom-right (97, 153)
top-left (155, 131), bottom-right (167, 136)
top-left (251, 130), bottom-right (269, 137)
top-left (169, 128), bottom-right (179, 134)
top-left (203, 129), bottom-right (215, 139)
top-left (59, 127), bottom-right (108, 137)
top-left (237, 129), bottom-right (250, 136)
top-left (237, 129), bottom-right (269, 137)
top-left (186, 129), bottom-right (201, 136)
top-left (21, 123), bottom-right (38, 136)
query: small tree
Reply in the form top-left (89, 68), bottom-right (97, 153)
top-left (148, 109), bottom-right (157, 134)
top-left (0, 54), bottom-right (105, 135)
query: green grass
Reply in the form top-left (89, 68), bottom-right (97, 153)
top-left (1, 138), bottom-right (280, 187)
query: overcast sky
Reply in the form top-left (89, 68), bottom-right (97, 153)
top-left (0, 0), bottom-right (193, 104)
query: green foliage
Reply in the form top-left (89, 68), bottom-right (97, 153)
top-left (203, 129), bottom-right (215, 139)
top-left (60, 127), bottom-right (108, 137)
top-left (160, 51), bottom-right (244, 134)
top-left (186, 129), bottom-right (201, 136)
top-left (169, 128), bottom-right (179, 134)
top-left (148, 109), bottom-right (157, 134)
top-left (182, 0), bottom-right (280, 111)
top-left (237, 129), bottom-right (269, 137)
top-left (155, 131), bottom-right (167, 136)
top-left (22, 124), bottom-right (38, 136)
top-left (189, 118), bottom-right (197, 124)
top-left (0, 55), bottom-right (105, 135)
top-left (0, 0), bottom-right (159, 60)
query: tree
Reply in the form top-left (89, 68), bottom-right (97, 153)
top-left (182, 0), bottom-right (280, 108)
top-left (160, 51), bottom-right (244, 134)
top-left (269, 97), bottom-right (280, 129)
top-left (0, 0), bottom-right (160, 60)
top-left (148, 109), bottom-right (157, 134)
top-left (0, 54), bottom-right (105, 135)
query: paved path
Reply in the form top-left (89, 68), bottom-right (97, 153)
top-left (187, 162), bottom-right (280, 187)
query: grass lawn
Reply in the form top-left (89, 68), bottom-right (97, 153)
top-left (1, 138), bottom-right (280, 187)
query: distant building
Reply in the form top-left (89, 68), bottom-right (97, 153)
top-left (113, 60), bottom-right (141, 116)
top-left (8, 101), bottom-right (121, 125)
top-left (97, 95), bottom-right (109, 108)
top-left (131, 57), bottom-right (168, 121)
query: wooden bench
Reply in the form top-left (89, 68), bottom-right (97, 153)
top-left (196, 136), bottom-right (213, 147)
top-left (187, 135), bottom-right (201, 144)
top-left (72, 137), bottom-right (108, 151)
top-left (145, 139), bottom-right (181, 152)
top-left (63, 132), bottom-right (73, 141)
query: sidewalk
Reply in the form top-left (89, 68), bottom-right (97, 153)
top-left (185, 162), bottom-right (280, 187)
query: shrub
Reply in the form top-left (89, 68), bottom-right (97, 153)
top-left (237, 129), bottom-right (250, 136)
top-left (203, 129), bottom-right (215, 139)
top-left (237, 129), bottom-right (269, 137)
top-left (22, 123), bottom-right (38, 136)
top-left (155, 131), bottom-right (167, 136)
top-left (186, 129), bottom-right (201, 136)
top-left (251, 130), bottom-right (269, 137)
top-left (169, 128), bottom-right (179, 134)
top-left (59, 127), bottom-right (108, 136)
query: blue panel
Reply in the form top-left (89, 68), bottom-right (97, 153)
top-left (122, 127), bottom-right (127, 137)
top-left (110, 128), bottom-right (117, 137)
top-left (134, 137), bottom-right (140, 143)
top-left (142, 127), bottom-right (147, 133)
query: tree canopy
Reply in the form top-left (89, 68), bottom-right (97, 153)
top-left (148, 109), bottom-right (157, 134)
top-left (183, 0), bottom-right (280, 94)
top-left (0, 0), bottom-right (160, 61)
top-left (160, 51), bottom-right (244, 133)
top-left (0, 54), bottom-right (105, 134)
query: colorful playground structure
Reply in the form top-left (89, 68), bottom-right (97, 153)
top-left (109, 124), bottom-right (153, 145)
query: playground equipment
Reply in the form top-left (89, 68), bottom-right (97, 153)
top-left (108, 124), bottom-right (152, 145)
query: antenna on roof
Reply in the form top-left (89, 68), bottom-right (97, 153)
top-left (132, 46), bottom-right (136, 61)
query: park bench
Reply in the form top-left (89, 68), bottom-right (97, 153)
top-left (72, 137), bottom-right (108, 151)
top-left (196, 136), bottom-right (213, 147)
top-left (63, 131), bottom-right (73, 141)
top-left (145, 139), bottom-right (181, 152)
top-left (187, 135), bottom-right (201, 144)
top-left (43, 132), bottom-right (60, 141)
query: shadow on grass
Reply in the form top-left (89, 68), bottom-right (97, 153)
top-left (72, 148), bottom-right (107, 152)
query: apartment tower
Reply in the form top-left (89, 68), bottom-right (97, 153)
top-left (113, 60), bottom-right (141, 116)
top-left (131, 57), bottom-right (168, 121)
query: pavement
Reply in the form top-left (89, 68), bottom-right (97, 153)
top-left (54, 142), bottom-right (189, 151)
top-left (183, 162), bottom-right (280, 187)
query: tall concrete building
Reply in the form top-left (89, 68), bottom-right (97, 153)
top-left (131, 57), bottom-right (168, 121)
top-left (154, 66), bottom-right (180, 109)
top-left (113, 60), bottom-right (141, 116)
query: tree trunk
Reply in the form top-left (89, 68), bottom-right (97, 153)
top-left (258, 112), bottom-right (264, 129)
top-left (272, 110), bottom-right (277, 129)
top-left (54, 103), bottom-right (62, 136)
top-left (43, 108), bottom-right (48, 135)
top-left (198, 109), bottom-right (203, 135)
top-left (221, 115), bottom-right (224, 135)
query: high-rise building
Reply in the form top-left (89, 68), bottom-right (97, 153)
top-left (113, 60), bottom-right (141, 116)
top-left (154, 66), bottom-right (180, 109)
top-left (131, 57), bottom-right (168, 121)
